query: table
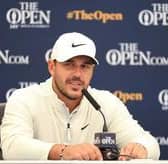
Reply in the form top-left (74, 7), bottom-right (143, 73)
top-left (0, 160), bottom-right (168, 164)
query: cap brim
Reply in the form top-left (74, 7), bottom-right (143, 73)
top-left (51, 51), bottom-right (99, 65)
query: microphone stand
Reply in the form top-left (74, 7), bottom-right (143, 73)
top-left (82, 89), bottom-right (119, 160)
top-left (82, 89), bottom-right (108, 132)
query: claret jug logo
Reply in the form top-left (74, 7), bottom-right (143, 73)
top-left (138, 3), bottom-right (168, 26)
top-left (6, 2), bottom-right (51, 29)
top-left (106, 42), bottom-right (168, 66)
top-left (158, 89), bottom-right (168, 111)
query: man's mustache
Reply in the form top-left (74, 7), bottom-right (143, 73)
top-left (66, 76), bottom-right (84, 84)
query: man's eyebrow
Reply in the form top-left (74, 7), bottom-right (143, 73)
top-left (84, 61), bottom-right (94, 65)
top-left (84, 60), bottom-right (96, 65)
top-left (64, 59), bottom-right (73, 63)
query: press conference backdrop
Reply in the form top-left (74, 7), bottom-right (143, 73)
top-left (0, 0), bottom-right (168, 159)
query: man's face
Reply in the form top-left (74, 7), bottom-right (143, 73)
top-left (48, 56), bottom-right (95, 101)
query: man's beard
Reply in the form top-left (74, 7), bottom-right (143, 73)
top-left (54, 77), bottom-right (84, 100)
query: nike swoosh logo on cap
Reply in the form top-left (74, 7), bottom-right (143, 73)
top-left (81, 123), bottom-right (89, 130)
top-left (72, 43), bottom-right (86, 47)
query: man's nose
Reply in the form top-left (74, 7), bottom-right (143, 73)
top-left (73, 66), bottom-right (83, 76)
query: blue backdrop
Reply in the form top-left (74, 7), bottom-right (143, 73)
top-left (0, 0), bottom-right (168, 159)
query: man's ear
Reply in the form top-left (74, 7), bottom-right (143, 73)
top-left (47, 60), bottom-right (55, 76)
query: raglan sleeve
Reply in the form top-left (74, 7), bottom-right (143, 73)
top-left (1, 90), bottom-right (55, 160)
top-left (97, 91), bottom-right (160, 160)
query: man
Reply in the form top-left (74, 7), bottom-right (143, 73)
top-left (1, 32), bottom-right (160, 160)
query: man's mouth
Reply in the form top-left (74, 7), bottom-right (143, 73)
top-left (70, 81), bottom-right (82, 87)
top-left (68, 80), bottom-right (84, 90)
top-left (71, 81), bottom-right (82, 85)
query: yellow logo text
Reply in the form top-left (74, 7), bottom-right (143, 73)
top-left (113, 90), bottom-right (143, 103)
top-left (67, 10), bottom-right (123, 23)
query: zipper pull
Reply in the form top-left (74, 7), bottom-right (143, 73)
top-left (66, 123), bottom-right (71, 143)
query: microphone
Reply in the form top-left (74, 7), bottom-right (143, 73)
top-left (82, 88), bottom-right (119, 160)
top-left (82, 88), bottom-right (108, 132)
top-left (94, 132), bottom-right (119, 160)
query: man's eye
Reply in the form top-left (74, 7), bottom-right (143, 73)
top-left (64, 62), bottom-right (73, 66)
top-left (81, 64), bottom-right (92, 69)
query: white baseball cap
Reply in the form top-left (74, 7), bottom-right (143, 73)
top-left (50, 32), bottom-right (99, 64)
